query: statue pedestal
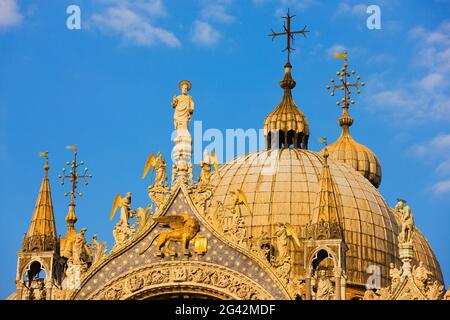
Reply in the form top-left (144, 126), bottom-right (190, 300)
top-left (399, 243), bottom-right (414, 259)
top-left (399, 242), bottom-right (414, 278)
top-left (172, 128), bottom-right (192, 182)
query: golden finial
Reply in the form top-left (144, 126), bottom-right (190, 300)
top-left (58, 145), bottom-right (93, 232)
top-left (326, 51), bottom-right (365, 128)
top-left (269, 8), bottom-right (309, 65)
top-left (38, 151), bottom-right (49, 176)
top-left (318, 138), bottom-right (329, 165)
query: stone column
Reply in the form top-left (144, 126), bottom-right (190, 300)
top-left (334, 267), bottom-right (342, 300)
top-left (15, 280), bottom-right (24, 300)
top-left (305, 276), bottom-right (312, 300)
top-left (334, 276), bottom-right (341, 300)
top-left (45, 278), bottom-right (53, 300)
top-left (399, 243), bottom-right (414, 278)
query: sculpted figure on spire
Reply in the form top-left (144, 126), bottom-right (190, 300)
top-left (172, 80), bottom-right (195, 183)
top-left (395, 199), bottom-right (415, 244)
top-left (172, 80), bottom-right (194, 131)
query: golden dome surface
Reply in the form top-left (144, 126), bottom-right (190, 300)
top-left (324, 109), bottom-right (382, 188)
top-left (209, 148), bottom-right (442, 288)
top-left (263, 63), bottom-right (310, 149)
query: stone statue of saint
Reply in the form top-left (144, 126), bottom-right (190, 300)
top-left (154, 153), bottom-right (168, 188)
top-left (71, 228), bottom-right (92, 268)
top-left (172, 80), bottom-right (194, 131)
top-left (89, 234), bottom-right (108, 264)
top-left (395, 199), bottom-right (414, 244)
top-left (274, 223), bottom-right (289, 262)
top-left (119, 192), bottom-right (133, 227)
top-left (389, 263), bottom-right (402, 288)
top-left (315, 270), bottom-right (334, 300)
top-left (198, 161), bottom-right (211, 189)
top-left (413, 261), bottom-right (432, 291)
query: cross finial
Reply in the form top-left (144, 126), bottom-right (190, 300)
top-left (59, 145), bottom-right (93, 231)
top-left (269, 8), bottom-right (309, 64)
top-left (326, 51), bottom-right (365, 110)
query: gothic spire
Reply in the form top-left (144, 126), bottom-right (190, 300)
top-left (22, 153), bottom-right (57, 252)
top-left (307, 148), bottom-right (343, 240)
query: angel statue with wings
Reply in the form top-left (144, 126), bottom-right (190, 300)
top-left (189, 150), bottom-right (221, 210)
top-left (221, 189), bottom-right (252, 245)
top-left (272, 223), bottom-right (301, 265)
top-left (142, 152), bottom-right (168, 188)
top-left (110, 192), bottom-right (136, 247)
top-left (198, 149), bottom-right (220, 189)
top-left (142, 152), bottom-right (169, 208)
top-left (230, 189), bottom-right (252, 220)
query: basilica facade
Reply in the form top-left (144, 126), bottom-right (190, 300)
top-left (8, 16), bottom-right (448, 300)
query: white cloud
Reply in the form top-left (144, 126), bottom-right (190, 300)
top-left (0, 0), bottom-right (23, 30)
top-left (436, 158), bottom-right (450, 175)
top-left (411, 134), bottom-right (450, 195)
top-left (335, 2), bottom-right (367, 17)
top-left (366, 21), bottom-right (450, 123)
top-left (351, 4), bottom-right (367, 16)
top-left (200, 2), bottom-right (236, 24)
top-left (90, 0), bottom-right (180, 47)
top-left (367, 53), bottom-right (396, 65)
top-left (191, 20), bottom-right (221, 47)
top-left (416, 73), bottom-right (445, 92)
top-left (432, 180), bottom-right (450, 195)
top-left (272, 0), bottom-right (319, 16)
top-left (411, 134), bottom-right (450, 158)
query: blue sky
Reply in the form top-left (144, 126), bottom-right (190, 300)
top-left (1, 0), bottom-right (449, 297)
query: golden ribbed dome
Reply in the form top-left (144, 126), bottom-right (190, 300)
top-left (324, 108), bottom-right (382, 188)
top-left (209, 148), bottom-right (442, 289)
top-left (263, 63), bottom-right (310, 150)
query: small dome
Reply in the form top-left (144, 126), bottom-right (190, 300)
top-left (263, 63), bottom-right (310, 149)
top-left (323, 108), bottom-right (382, 188)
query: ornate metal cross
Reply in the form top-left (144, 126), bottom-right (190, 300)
top-left (59, 145), bottom-right (93, 207)
top-left (326, 51), bottom-right (365, 109)
top-left (269, 8), bottom-right (309, 64)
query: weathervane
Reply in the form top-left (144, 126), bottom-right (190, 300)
top-left (326, 51), bottom-right (365, 111)
top-left (59, 145), bottom-right (93, 231)
top-left (38, 151), bottom-right (49, 173)
top-left (269, 8), bottom-right (309, 64)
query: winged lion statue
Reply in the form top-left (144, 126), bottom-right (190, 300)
top-left (139, 213), bottom-right (200, 257)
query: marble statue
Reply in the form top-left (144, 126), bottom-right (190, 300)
top-left (172, 80), bottom-right (194, 131)
top-left (413, 261), bottom-right (433, 291)
top-left (395, 199), bottom-right (414, 244)
top-left (89, 234), bottom-right (108, 265)
top-left (154, 153), bottom-right (168, 188)
top-left (110, 192), bottom-right (134, 227)
top-left (171, 80), bottom-right (195, 182)
top-left (273, 223), bottom-right (301, 263)
top-left (315, 270), bottom-right (334, 300)
top-left (71, 228), bottom-right (92, 268)
top-left (389, 263), bottom-right (402, 288)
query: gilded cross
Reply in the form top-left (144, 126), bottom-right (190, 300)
top-left (59, 145), bottom-right (93, 231)
top-left (269, 9), bottom-right (309, 64)
top-left (326, 51), bottom-right (365, 109)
